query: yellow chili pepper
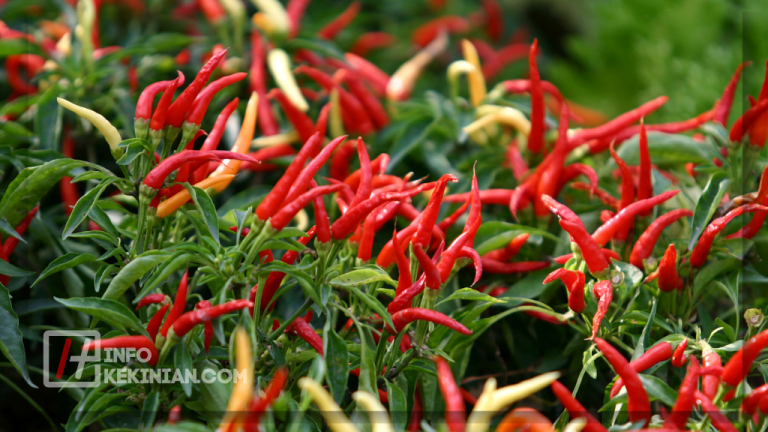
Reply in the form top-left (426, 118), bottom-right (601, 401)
top-left (329, 88), bottom-right (345, 138)
top-left (156, 175), bottom-right (235, 218)
top-left (267, 49), bottom-right (309, 112)
top-left (461, 40), bottom-right (487, 106)
top-left (249, 0), bottom-right (290, 40)
top-left (563, 417), bottom-right (587, 432)
top-left (298, 378), bottom-right (360, 432)
top-left (466, 372), bottom-right (560, 432)
top-left (218, 328), bottom-right (254, 432)
top-left (386, 31), bottom-right (448, 102)
top-left (463, 107), bottom-right (531, 137)
top-left (209, 92), bottom-right (259, 190)
top-left (447, 60), bottom-right (478, 101)
top-left (352, 391), bottom-right (394, 432)
top-left (57, 98), bottom-right (122, 155)
top-left (252, 130), bottom-right (299, 148)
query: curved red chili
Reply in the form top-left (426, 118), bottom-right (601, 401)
top-left (742, 383), bottom-right (768, 415)
top-left (149, 72), bottom-right (185, 134)
top-left (350, 138), bottom-right (373, 207)
top-left (165, 49), bottom-right (228, 129)
top-left (271, 185), bottom-right (346, 231)
top-left (345, 53), bottom-right (391, 97)
top-left (559, 219), bottom-right (610, 275)
top-left (414, 246), bottom-right (441, 290)
top-left (184, 73), bottom-right (247, 127)
top-left (609, 143), bottom-right (636, 241)
top-left (713, 62), bottom-right (750, 126)
top-left (609, 342), bottom-right (673, 398)
top-left (172, 299), bottom-right (253, 338)
top-left (506, 141), bottom-right (529, 181)
top-left (142, 150), bottom-right (257, 191)
top-left (569, 97), bottom-right (668, 148)
top-left (592, 190), bottom-right (680, 247)
top-left (664, 356), bottom-right (700, 429)
top-left (553, 249), bottom-right (619, 265)
top-left (544, 268), bottom-right (585, 313)
top-left (136, 293), bottom-right (167, 310)
top-left (146, 303), bottom-right (170, 341)
top-left (695, 391), bottom-right (738, 432)
top-left (558, 163), bottom-right (598, 197)
top-left (657, 244), bottom-right (683, 292)
top-left (389, 308), bottom-right (472, 335)
top-left (159, 272), bottom-right (189, 337)
top-left (286, 313), bottom-right (323, 355)
top-left (527, 40), bottom-right (545, 154)
top-left (83, 335), bottom-right (158, 366)
top-left (330, 140), bottom-right (357, 181)
top-left (244, 368), bottom-right (289, 429)
top-left (729, 98), bottom-right (768, 143)
top-left (282, 136), bottom-right (348, 206)
top-left (594, 337), bottom-right (650, 425)
top-left (691, 204), bottom-right (768, 267)
top-left (541, 195), bottom-right (583, 226)
top-left (388, 275), bottom-right (426, 314)
top-left (194, 301), bottom-right (213, 353)
top-left (317, 1), bottom-right (360, 39)
top-left (481, 258), bottom-right (549, 274)
top-left (135, 79), bottom-right (174, 121)
top-left (484, 233), bottom-right (529, 262)
top-left (671, 339), bottom-right (688, 368)
top-left (551, 381), bottom-right (608, 432)
top-left (351, 32), bottom-right (397, 56)
top-left (722, 328), bottom-right (768, 387)
top-left (434, 355), bottom-right (465, 432)
top-left (629, 209), bottom-right (693, 270)
top-left (1, 205), bottom-right (38, 257)
top-left (636, 121), bottom-right (653, 207)
top-left (590, 281), bottom-right (613, 340)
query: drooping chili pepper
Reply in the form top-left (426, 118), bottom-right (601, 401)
top-left (57, 98), bottom-right (123, 154)
top-left (722, 328), bottom-right (768, 387)
top-left (594, 338), bottom-right (650, 425)
top-left (83, 335), bottom-right (158, 366)
top-left (135, 79), bottom-right (175, 139)
top-left (387, 31), bottom-right (448, 101)
top-left (1, 205), bottom-right (38, 256)
top-left (557, 163), bottom-right (599, 197)
top-left (434, 355), bottom-right (466, 432)
top-left (552, 249), bottom-right (620, 265)
top-left (159, 272), bottom-right (189, 338)
top-left (340, 70), bottom-right (390, 129)
top-left (388, 275), bottom-right (426, 314)
top-left (180, 72), bottom-right (247, 142)
top-left (691, 204), bottom-right (768, 267)
top-left (702, 349), bottom-right (722, 399)
top-left (609, 143), bottom-right (636, 240)
top-left (540, 195), bottom-right (582, 226)
top-left (569, 96), bottom-right (669, 148)
top-left (664, 356), bottom-right (700, 429)
top-left (271, 185), bottom-right (347, 232)
top-left (527, 40), bottom-right (545, 154)
top-left (609, 342), bottom-right (673, 398)
top-left (389, 308), bottom-right (472, 335)
top-left (249, 30), bottom-right (280, 136)
top-left (671, 339), bottom-right (688, 368)
top-left (345, 53), bottom-right (391, 97)
top-left (243, 367), bottom-right (289, 432)
top-left (194, 301), bottom-right (214, 353)
top-left (351, 32), bottom-right (396, 56)
top-left (481, 259), bottom-right (550, 274)
top-left (543, 268), bottom-right (585, 313)
top-left (136, 293), bottom-right (167, 310)
top-left (317, 1), bottom-right (360, 40)
top-left (550, 381), bottom-right (608, 432)
top-left (590, 281), bottom-right (613, 340)
top-left (657, 244), bottom-right (683, 292)
top-left (713, 62), bottom-right (750, 127)
top-left (695, 391), bottom-right (738, 432)
top-left (165, 49), bottom-right (228, 131)
top-left (413, 174), bottom-right (458, 247)
top-left (592, 190), bottom-right (680, 247)
top-left (286, 312), bottom-right (323, 355)
top-left (727, 196), bottom-right (768, 240)
top-left (282, 135), bottom-right (348, 206)
top-left (142, 150), bottom-right (256, 192)
top-left (559, 219), bottom-right (610, 275)
top-left (171, 299), bottom-right (253, 338)
top-left (484, 233), bottom-right (530, 262)
top-left (629, 209), bottom-right (692, 270)
top-left (256, 133), bottom-right (322, 220)
top-left (147, 303), bottom-right (170, 341)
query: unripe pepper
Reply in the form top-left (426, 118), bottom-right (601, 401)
top-left (57, 98), bottom-right (122, 155)
top-left (594, 337), bottom-right (650, 425)
top-left (267, 48), bottom-right (309, 112)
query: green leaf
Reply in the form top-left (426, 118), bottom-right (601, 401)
top-left (0, 259), bottom-right (34, 277)
top-left (329, 268), bottom-right (397, 288)
top-left (638, 374), bottom-right (677, 407)
top-left (196, 359), bottom-right (229, 426)
top-left (631, 298), bottom-right (657, 361)
top-left (0, 159), bottom-right (85, 228)
top-left (689, 172), bottom-right (730, 250)
top-left (437, 288), bottom-right (506, 306)
top-left (139, 390), bottom-right (160, 429)
top-left (33, 253), bottom-right (97, 286)
top-left (474, 222), bottom-right (561, 255)
top-left (0, 38), bottom-right (44, 57)
top-left (0, 219), bottom-right (25, 243)
top-left (55, 297), bottom-right (150, 337)
top-left (34, 86), bottom-right (62, 151)
top-left (174, 342), bottom-right (194, 397)
top-left (63, 177), bottom-right (117, 239)
top-left (324, 327), bottom-right (349, 404)
top-left (386, 380), bottom-right (407, 432)
top-left (102, 252), bottom-right (169, 301)
top-left (0, 283), bottom-right (36, 387)
top-left (617, 132), bottom-right (711, 166)
top-left (183, 184), bottom-right (220, 244)
top-left (134, 253), bottom-right (195, 303)
top-left (341, 285), bottom-right (394, 331)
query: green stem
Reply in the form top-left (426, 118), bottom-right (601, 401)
top-left (268, 298), bottom-right (314, 340)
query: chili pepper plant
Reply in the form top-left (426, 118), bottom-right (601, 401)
top-left (0, 1), bottom-right (767, 432)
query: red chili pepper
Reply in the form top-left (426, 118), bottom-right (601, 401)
top-left (296, 66), bottom-right (374, 134)
top-left (172, 299), bottom-right (253, 338)
top-left (609, 143), bottom-right (636, 240)
top-left (702, 350), bottom-right (722, 399)
top-left (243, 368), bottom-right (289, 431)
top-left (317, 1), bottom-right (361, 40)
top-left (540, 195), bottom-right (582, 226)
top-left (350, 138), bottom-right (373, 207)
top-left (570, 182), bottom-right (619, 209)
top-left (444, 189), bottom-right (516, 206)
top-left (482, 0), bottom-right (503, 41)
top-left (590, 281), bottom-right (613, 340)
top-left (183, 72), bottom-right (247, 128)
top-left (742, 383), bottom-right (768, 415)
top-left (165, 49), bottom-right (228, 130)
top-left (194, 300), bottom-right (213, 353)
top-left (282, 136), bottom-right (348, 206)
top-left (408, 389), bottom-right (423, 432)
top-left (525, 307), bottom-right (566, 325)
top-left (256, 133), bottom-right (322, 220)
top-left (168, 405), bottom-right (182, 425)
top-left (635, 122), bottom-right (653, 211)
top-left (413, 174), bottom-right (458, 247)
top-left (392, 227), bottom-right (412, 297)
top-left (344, 53), bottom-right (391, 97)
top-left (463, 170), bottom-right (482, 246)
top-left (557, 163), bottom-right (598, 197)
top-left (664, 356), bottom-right (700, 429)
top-left (550, 381), bottom-right (608, 432)
top-left (198, 0), bottom-right (225, 24)
top-left (594, 338), bottom-right (650, 425)
top-left (569, 97), bottom-right (668, 148)
top-left (714, 62), bottom-right (750, 126)
top-left (671, 339), bottom-right (688, 368)
top-left (481, 43), bottom-right (529, 80)
top-left (340, 70), bottom-right (390, 129)
top-left (357, 203), bottom-right (388, 262)
top-left (506, 141), bottom-right (529, 182)
top-left (481, 258), bottom-right (549, 274)
top-left (83, 335), bottom-right (158, 366)
top-left (260, 228), bottom-right (315, 312)
top-left (249, 31), bottom-right (279, 136)
top-left (330, 141), bottom-right (357, 181)
top-left (695, 391), bottom-right (738, 432)
top-left (657, 244), bottom-right (683, 292)
top-left (500, 79), bottom-right (578, 121)
top-left (483, 233), bottom-right (529, 262)
top-left (1, 205), bottom-right (38, 257)
top-left (142, 150), bottom-right (256, 191)
top-left (559, 219), bottom-right (610, 275)
top-left (332, 184), bottom-right (434, 240)
top-left (434, 355), bottom-right (466, 432)
top-left (312, 103), bottom-right (331, 140)
top-left (691, 204), bottom-right (768, 267)
top-left (727, 197), bottom-right (768, 240)
top-left (6, 54), bottom-right (44, 95)
top-left (629, 209), bottom-right (692, 270)
top-left (271, 185), bottom-right (346, 231)
top-left (198, 98), bottom-right (239, 153)
top-left (413, 246), bottom-right (441, 290)
top-left (240, 145), bottom-right (296, 172)
top-left (149, 72), bottom-right (185, 137)
top-left (729, 98), bottom-right (768, 143)
top-left (387, 274), bottom-right (425, 315)
top-left (135, 79), bottom-right (174, 122)
top-left (147, 303), bottom-right (170, 341)
top-left (544, 268), bottom-right (585, 313)
top-left (286, 0), bottom-right (310, 37)
top-left (268, 88), bottom-right (316, 142)
top-left (527, 40), bottom-right (545, 154)
top-left (437, 198), bottom-right (471, 232)
top-left (552, 249), bottom-right (620, 265)
top-left (159, 272), bottom-right (189, 337)
top-left (722, 328), bottom-right (768, 387)
top-left (389, 308), bottom-right (471, 335)
top-left (411, 16), bottom-right (470, 47)
top-left (136, 293), bottom-right (167, 310)
top-left (286, 313), bottom-right (323, 355)
top-left (609, 342), bottom-right (673, 398)
top-left (592, 190), bottom-right (679, 247)
top-left (351, 32), bottom-right (396, 56)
